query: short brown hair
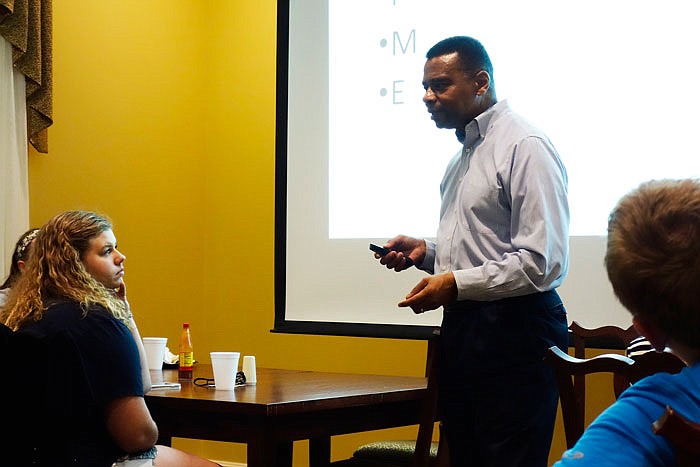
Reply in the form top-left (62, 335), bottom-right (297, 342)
top-left (605, 179), bottom-right (700, 348)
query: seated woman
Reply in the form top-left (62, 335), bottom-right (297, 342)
top-left (0, 228), bottom-right (40, 308)
top-left (0, 211), bottom-right (218, 467)
top-left (553, 179), bottom-right (700, 466)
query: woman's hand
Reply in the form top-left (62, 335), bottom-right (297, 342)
top-left (116, 282), bottom-right (130, 310)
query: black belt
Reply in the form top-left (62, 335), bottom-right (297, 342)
top-left (443, 289), bottom-right (560, 313)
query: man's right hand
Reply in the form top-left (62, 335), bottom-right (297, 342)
top-left (374, 235), bottom-right (426, 272)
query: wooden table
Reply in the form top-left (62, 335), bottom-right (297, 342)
top-left (145, 365), bottom-right (428, 467)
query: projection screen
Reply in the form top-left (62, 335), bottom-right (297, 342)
top-left (274, 0), bottom-right (700, 339)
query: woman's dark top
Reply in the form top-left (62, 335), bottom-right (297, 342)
top-left (6, 301), bottom-right (144, 466)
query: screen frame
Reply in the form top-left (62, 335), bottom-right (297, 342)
top-left (271, 0), bottom-right (648, 348)
top-left (273, 0), bottom-right (436, 340)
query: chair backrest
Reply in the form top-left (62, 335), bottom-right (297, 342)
top-left (653, 405), bottom-right (700, 467)
top-left (412, 328), bottom-right (443, 467)
top-left (3, 326), bottom-right (51, 463)
top-left (339, 329), bottom-right (447, 467)
top-left (544, 345), bottom-right (687, 449)
top-left (545, 346), bottom-right (634, 448)
top-left (3, 326), bottom-right (85, 466)
top-left (569, 321), bottom-right (640, 358)
top-left (568, 321), bottom-right (640, 425)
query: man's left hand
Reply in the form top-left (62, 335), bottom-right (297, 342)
top-left (398, 272), bottom-right (457, 314)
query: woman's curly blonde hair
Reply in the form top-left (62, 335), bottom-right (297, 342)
top-left (1, 211), bottom-right (130, 330)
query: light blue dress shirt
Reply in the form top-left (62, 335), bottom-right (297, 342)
top-left (421, 100), bottom-right (569, 302)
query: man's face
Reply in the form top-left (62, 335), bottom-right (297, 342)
top-left (422, 52), bottom-right (481, 130)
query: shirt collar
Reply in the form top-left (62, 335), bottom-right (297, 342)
top-left (456, 100), bottom-right (508, 148)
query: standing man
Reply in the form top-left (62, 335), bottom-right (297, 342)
top-left (374, 36), bottom-right (569, 466)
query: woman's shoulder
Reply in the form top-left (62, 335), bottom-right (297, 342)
top-left (24, 301), bottom-right (120, 335)
top-left (22, 301), bottom-right (134, 363)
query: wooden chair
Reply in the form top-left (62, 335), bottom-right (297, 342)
top-left (653, 405), bottom-right (700, 467)
top-left (568, 321), bottom-right (640, 425)
top-left (332, 329), bottom-right (447, 467)
top-left (3, 326), bottom-right (74, 464)
top-left (545, 346), bottom-right (634, 448)
top-left (568, 322), bottom-right (686, 412)
top-left (545, 345), bottom-right (687, 449)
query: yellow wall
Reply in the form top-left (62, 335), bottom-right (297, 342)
top-left (27, 1), bottom-right (603, 464)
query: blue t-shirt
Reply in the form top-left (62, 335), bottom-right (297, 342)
top-left (11, 301), bottom-right (144, 466)
top-left (553, 363), bottom-right (700, 466)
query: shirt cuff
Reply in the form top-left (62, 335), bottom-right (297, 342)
top-left (452, 267), bottom-right (488, 301)
top-left (421, 240), bottom-right (436, 274)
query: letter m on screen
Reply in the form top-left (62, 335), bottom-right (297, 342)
top-left (393, 30), bottom-right (416, 55)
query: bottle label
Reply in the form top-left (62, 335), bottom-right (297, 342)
top-left (179, 351), bottom-right (194, 369)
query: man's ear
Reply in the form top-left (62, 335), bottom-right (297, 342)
top-left (473, 70), bottom-right (491, 96)
top-left (632, 315), bottom-right (667, 351)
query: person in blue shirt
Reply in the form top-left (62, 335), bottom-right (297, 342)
top-left (554, 179), bottom-right (700, 466)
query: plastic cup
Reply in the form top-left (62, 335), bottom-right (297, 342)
top-left (142, 337), bottom-right (168, 370)
top-left (210, 352), bottom-right (240, 390)
top-left (242, 355), bottom-right (257, 384)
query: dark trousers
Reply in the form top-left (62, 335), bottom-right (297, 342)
top-left (438, 290), bottom-right (568, 467)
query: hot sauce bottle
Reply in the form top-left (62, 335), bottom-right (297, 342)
top-left (178, 322), bottom-right (194, 380)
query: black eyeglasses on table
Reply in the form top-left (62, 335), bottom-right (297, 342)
top-left (193, 371), bottom-right (246, 387)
